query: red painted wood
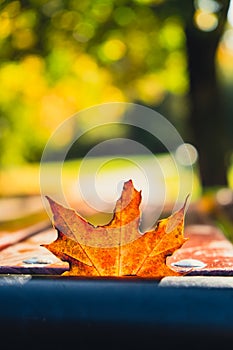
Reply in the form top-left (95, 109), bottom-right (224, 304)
top-left (0, 221), bottom-right (51, 251)
top-left (0, 224), bottom-right (233, 276)
top-left (168, 224), bottom-right (233, 275)
top-left (0, 229), bottom-right (69, 275)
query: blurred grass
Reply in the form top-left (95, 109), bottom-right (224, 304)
top-left (2, 154), bottom-right (233, 238)
top-left (0, 154), bottom-right (201, 199)
top-left (0, 153), bottom-right (201, 231)
top-left (0, 211), bottom-right (49, 232)
top-left (1, 154), bottom-right (233, 241)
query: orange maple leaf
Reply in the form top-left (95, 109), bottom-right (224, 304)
top-left (43, 179), bottom-right (188, 278)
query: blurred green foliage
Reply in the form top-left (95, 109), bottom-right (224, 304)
top-left (0, 0), bottom-right (189, 166)
top-left (0, 0), bottom-right (232, 177)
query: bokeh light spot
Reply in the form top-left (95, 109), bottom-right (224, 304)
top-left (113, 6), bottom-right (135, 26)
top-left (73, 22), bottom-right (95, 43)
top-left (175, 143), bottom-right (198, 166)
top-left (100, 39), bottom-right (126, 61)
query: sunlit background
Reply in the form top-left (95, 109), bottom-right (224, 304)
top-left (0, 0), bottom-right (233, 231)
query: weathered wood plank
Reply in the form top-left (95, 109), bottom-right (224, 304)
top-left (0, 229), bottom-right (69, 274)
top-left (168, 224), bottom-right (233, 275)
top-left (1, 223), bottom-right (233, 276)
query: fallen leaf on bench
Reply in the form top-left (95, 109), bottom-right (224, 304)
top-left (42, 180), bottom-right (188, 278)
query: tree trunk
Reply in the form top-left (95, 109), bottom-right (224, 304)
top-left (185, 0), bottom-right (231, 188)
